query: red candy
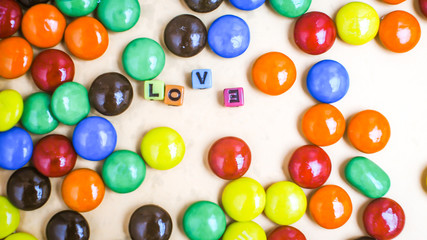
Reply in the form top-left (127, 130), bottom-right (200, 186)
top-left (294, 12), bottom-right (336, 55)
top-left (288, 145), bottom-right (331, 189)
top-left (363, 198), bottom-right (405, 240)
top-left (420, 0), bottom-right (427, 17)
top-left (268, 226), bottom-right (306, 240)
top-left (32, 134), bottom-right (77, 178)
top-left (208, 136), bottom-right (251, 180)
top-left (31, 49), bottom-right (75, 93)
top-left (0, 0), bottom-right (22, 38)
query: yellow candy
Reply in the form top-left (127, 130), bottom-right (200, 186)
top-left (5, 233), bottom-right (38, 240)
top-left (222, 221), bottom-right (266, 240)
top-left (264, 181), bottom-right (307, 225)
top-left (221, 177), bottom-right (266, 221)
top-left (0, 89), bottom-right (23, 132)
top-left (336, 2), bottom-right (379, 45)
top-left (0, 196), bottom-right (20, 239)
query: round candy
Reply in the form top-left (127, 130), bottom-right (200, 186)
top-left (268, 226), bottom-right (306, 240)
top-left (230, 0), bottom-right (265, 11)
top-left (0, 127), bottom-right (32, 170)
top-left (379, 10), bottom-right (421, 53)
top-left (208, 15), bottom-right (250, 58)
top-left (363, 198), bottom-right (405, 239)
top-left (122, 38), bottom-right (165, 81)
top-left (64, 16), bottom-right (109, 60)
top-left (21, 4), bottom-right (66, 48)
top-left (5, 233), bottom-right (37, 240)
top-left (221, 177), bottom-right (266, 221)
top-left (382, 0), bottom-right (405, 4)
top-left (32, 134), bottom-right (77, 178)
top-left (184, 0), bottom-right (223, 13)
top-left (7, 167), bottom-right (51, 210)
top-left (336, 2), bottom-right (379, 45)
top-left (208, 136), bottom-right (251, 180)
top-left (420, 0), bottom-right (427, 17)
top-left (21, 92), bottom-right (59, 135)
top-left (347, 110), bottom-right (390, 153)
top-left (97, 0), bottom-right (140, 32)
top-left (56, 0), bottom-right (98, 17)
top-left (17, 0), bottom-right (48, 8)
top-left (102, 150), bottom-right (146, 193)
top-left (31, 49), bottom-right (75, 93)
top-left (306, 60), bottom-right (349, 103)
top-left (309, 185), bottom-right (352, 229)
top-left (355, 238), bottom-right (376, 240)
top-left (0, 89), bottom-right (23, 132)
top-left (252, 52), bottom-right (297, 95)
top-left (222, 221), bottom-right (266, 240)
top-left (46, 210), bottom-right (90, 240)
top-left (0, 0), bottom-right (22, 38)
top-left (265, 181), bottom-right (306, 225)
top-left (89, 72), bottom-right (133, 116)
top-left (61, 169), bottom-right (105, 212)
top-left (0, 37), bottom-right (33, 79)
top-left (51, 82), bottom-right (90, 125)
top-left (73, 116), bottom-right (117, 161)
top-left (183, 201), bottom-right (226, 240)
top-left (0, 196), bottom-right (20, 239)
top-left (164, 14), bottom-right (207, 57)
top-left (302, 104), bottom-right (346, 146)
top-left (141, 127), bottom-right (185, 170)
top-left (270, 0), bottom-right (311, 18)
top-left (288, 145), bottom-right (331, 189)
top-left (129, 205), bottom-right (172, 240)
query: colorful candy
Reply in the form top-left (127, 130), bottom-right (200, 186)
top-left (56, 0), bottom-right (98, 17)
top-left (0, 196), bottom-right (20, 239)
top-left (0, 0), bottom-right (22, 38)
top-left (5, 232), bottom-right (37, 240)
top-left (0, 37), bottom-right (33, 79)
top-left (420, 0), bottom-right (427, 17)
top-left (184, 0), bottom-right (223, 13)
top-left (268, 226), bottom-right (306, 240)
top-left (222, 221), bottom-right (266, 240)
top-left (129, 205), bottom-right (172, 240)
top-left (270, 0), bottom-right (311, 18)
top-left (97, 0), bottom-right (140, 32)
top-left (183, 201), bottom-right (226, 240)
top-left (230, 0), bottom-right (265, 11)
top-left (0, 127), bottom-right (33, 170)
top-left (46, 210), bottom-right (90, 240)
top-left (21, 92), bottom-right (58, 135)
top-left (0, 89), bottom-right (23, 132)
top-left (382, 0), bottom-right (406, 4)
top-left (17, 0), bottom-right (48, 8)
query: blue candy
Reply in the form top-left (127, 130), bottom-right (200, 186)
top-left (230, 0), bottom-right (265, 11)
top-left (73, 116), bottom-right (117, 161)
top-left (0, 127), bottom-right (33, 170)
top-left (306, 60), bottom-right (350, 103)
top-left (208, 15), bottom-right (250, 58)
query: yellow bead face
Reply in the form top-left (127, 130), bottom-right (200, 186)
top-left (222, 221), bottom-right (266, 240)
top-left (141, 127), bottom-right (185, 170)
top-left (0, 89), bottom-right (23, 132)
top-left (5, 233), bottom-right (38, 240)
top-left (221, 177), bottom-right (266, 221)
top-left (336, 2), bottom-right (380, 45)
top-left (0, 196), bottom-right (20, 239)
top-left (264, 181), bottom-right (307, 225)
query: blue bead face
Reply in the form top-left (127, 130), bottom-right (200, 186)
top-left (208, 15), bottom-right (250, 58)
top-left (0, 127), bottom-right (33, 170)
top-left (230, 0), bottom-right (265, 11)
top-left (306, 60), bottom-right (349, 103)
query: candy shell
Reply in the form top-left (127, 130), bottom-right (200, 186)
top-left (56, 0), bottom-right (98, 17)
top-left (0, 0), bottom-right (22, 38)
top-left (270, 0), bottom-right (311, 18)
top-left (129, 205), bottom-right (172, 240)
top-left (184, 0), bottom-right (223, 13)
top-left (183, 201), bottom-right (226, 240)
top-left (230, 0), bottom-right (265, 11)
top-left (46, 210), bottom-right (90, 240)
top-left (0, 89), bottom-right (23, 132)
top-left (97, 0), bottom-right (140, 32)
top-left (21, 92), bottom-right (59, 135)
top-left (0, 127), bottom-right (33, 170)
top-left (0, 196), bottom-right (20, 239)
top-left (5, 232), bottom-right (37, 240)
top-left (222, 221), bottom-right (266, 240)
top-left (268, 226), bottom-right (306, 240)
top-left (0, 37), bottom-right (33, 79)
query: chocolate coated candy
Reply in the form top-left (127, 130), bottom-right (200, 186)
top-left (17, 0), bottom-right (49, 8)
top-left (46, 210), bottom-right (90, 240)
top-left (7, 167), bottom-right (51, 210)
top-left (184, 0), bottom-right (223, 12)
top-left (129, 205), bottom-right (172, 240)
top-left (89, 72), bottom-right (133, 116)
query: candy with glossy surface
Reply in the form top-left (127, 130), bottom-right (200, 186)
top-left (222, 221), bottom-right (266, 240)
top-left (184, 0), bottom-right (223, 13)
top-left (208, 15), bottom-right (250, 58)
top-left (56, 0), bottom-right (98, 17)
top-left (0, 37), bottom-right (33, 79)
top-left (0, 0), bottom-right (22, 38)
top-left (129, 205), bottom-right (172, 240)
top-left (97, 0), bottom-right (140, 32)
top-left (221, 177), bottom-right (265, 221)
top-left (268, 226), bottom-right (306, 240)
top-left (230, 0), bottom-right (265, 10)
top-left (0, 196), bottom-right (20, 239)
top-left (46, 210), bottom-right (90, 240)
top-left (354, 237), bottom-right (376, 240)
top-left (21, 92), bottom-right (58, 135)
top-left (183, 201), bottom-right (226, 240)
top-left (17, 0), bottom-right (48, 8)
top-left (51, 82), bottom-right (90, 125)
top-left (5, 232), bottom-right (37, 240)
top-left (270, 0), bottom-right (311, 18)
top-left (420, 0), bottom-right (427, 17)
top-left (382, 0), bottom-right (405, 4)
top-left (0, 89), bottom-right (23, 132)
top-left (0, 127), bottom-right (32, 170)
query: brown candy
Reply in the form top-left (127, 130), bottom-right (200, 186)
top-left (17, 0), bottom-right (49, 8)
top-left (46, 210), bottom-right (90, 240)
top-left (183, 0), bottom-right (223, 13)
top-left (129, 205), bottom-right (172, 240)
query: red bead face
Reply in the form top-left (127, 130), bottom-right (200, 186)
top-left (268, 226), bottom-right (307, 240)
top-left (31, 49), bottom-right (75, 93)
top-left (363, 198), bottom-right (405, 240)
top-left (208, 136), bottom-right (251, 180)
top-left (32, 134), bottom-right (77, 177)
top-left (0, 0), bottom-right (22, 38)
top-left (294, 11), bottom-right (336, 55)
top-left (288, 145), bottom-right (331, 189)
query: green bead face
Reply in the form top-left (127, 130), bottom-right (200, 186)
top-left (102, 150), bottom-right (146, 193)
top-left (21, 92), bottom-right (58, 135)
top-left (55, 0), bottom-right (98, 17)
top-left (183, 201), bottom-right (226, 240)
top-left (345, 156), bottom-right (390, 198)
top-left (97, 0), bottom-right (140, 32)
top-left (50, 82), bottom-right (90, 126)
top-left (122, 38), bottom-right (165, 81)
top-left (270, 0), bottom-right (312, 18)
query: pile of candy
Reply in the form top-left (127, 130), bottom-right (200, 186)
top-left (0, 0), bottom-right (425, 239)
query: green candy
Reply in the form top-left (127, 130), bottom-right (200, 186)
top-left (55, 0), bottom-right (98, 17)
top-left (183, 201), bottom-right (226, 240)
top-left (21, 92), bottom-right (58, 135)
top-left (345, 156), bottom-right (390, 198)
top-left (270, 0), bottom-right (311, 18)
top-left (122, 38), bottom-right (165, 81)
top-left (102, 150), bottom-right (146, 193)
top-left (97, 0), bottom-right (140, 32)
top-left (50, 82), bottom-right (90, 126)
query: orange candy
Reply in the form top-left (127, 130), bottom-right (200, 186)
top-left (309, 185), bottom-right (352, 229)
top-left (252, 52), bottom-right (297, 96)
top-left (61, 168), bottom-right (105, 212)
top-left (64, 16), bottom-right (109, 60)
top-left (379, 10), bottom-right (421, 53)
top-left (21, 4), bottom-right (66, 48)
top-left (0, 37), bottom-right (33, 79)
top-left (347, 110), bottom-right (390, 154)
top-left (301, 104), bottom-right (345, 146)
top-left (382, 0), bottom-right (406, 4)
